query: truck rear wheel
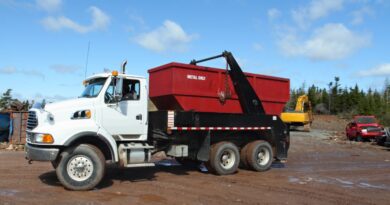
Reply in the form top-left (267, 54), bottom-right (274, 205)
top-left (239, 143), bottom-right (250, 169)
top-left (246, 140), bottom-right (273, 172)
top-left (207, 142), bottom-right (239, 175)
top-left (56, 144), bottom-right (105, 191)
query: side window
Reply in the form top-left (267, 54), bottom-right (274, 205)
top-left (104, 78), bottom-right (115, 104)
top-left (122, 79), bottom-right (140, 101)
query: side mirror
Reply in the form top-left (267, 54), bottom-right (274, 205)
top-left (114, 77), bottom-right (123, 102)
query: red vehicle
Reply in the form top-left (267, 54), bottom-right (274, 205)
top-left (346, 115), bottom-right (384, 141)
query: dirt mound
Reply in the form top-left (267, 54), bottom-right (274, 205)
top-left (311, 115), bottom-right (349, 139)
top-left (312, 115), bottom-right (349, 132)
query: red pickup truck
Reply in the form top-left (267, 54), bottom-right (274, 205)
top-left (346, 115), bottom-right (384, 142)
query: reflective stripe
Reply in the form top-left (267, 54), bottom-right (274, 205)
top-left (170, 127), bottom-right (272, 131)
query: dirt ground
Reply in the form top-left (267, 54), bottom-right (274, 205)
top-left (1, 115), bottom-right (389, 205)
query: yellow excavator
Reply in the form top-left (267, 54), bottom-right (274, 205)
top-left (281, 95), bottom-right (313, 131)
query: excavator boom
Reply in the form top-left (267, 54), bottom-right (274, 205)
top-left (295, 95), bottom-right (309, 112)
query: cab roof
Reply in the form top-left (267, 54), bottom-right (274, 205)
top-left (85, 72), bottom-right (146, 81)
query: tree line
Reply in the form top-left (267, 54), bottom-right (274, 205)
top-left (287, 77), bottom-right (390, 126)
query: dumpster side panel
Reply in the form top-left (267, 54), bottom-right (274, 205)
top-left (148, 63), bottom-right (289, 115)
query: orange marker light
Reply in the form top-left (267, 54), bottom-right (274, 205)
top-left (85, 110), bottom-right (92, 118)
top-left (42, 134), bottom-right (54, 144)
top-left (112, 70), bottom-right (118, 76)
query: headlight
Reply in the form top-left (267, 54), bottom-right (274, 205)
top-left (71, 110), bottom-right (91, 119)
top-left (34, 133), bottom-right (54, 144)
top-left (361, 129), bottom-right (367, 134)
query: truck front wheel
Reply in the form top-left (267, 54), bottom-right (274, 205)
top-left (207, 142), bottom-right (239, 175)
top-left (56, 144), bottom-right (105, 191)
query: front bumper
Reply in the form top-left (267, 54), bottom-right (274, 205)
top-left (360, 132), bottom-right (384, 138)
top-left (25, 143), bottom-right (59, 161)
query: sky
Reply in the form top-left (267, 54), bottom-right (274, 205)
top-left (1, 0), bottom-right (390, 102)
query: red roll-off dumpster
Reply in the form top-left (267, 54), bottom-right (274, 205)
top-left (148, 63), bottom-right (290, 115)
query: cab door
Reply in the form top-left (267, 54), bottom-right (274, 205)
top-left (100, 77), bottom-right (147, 139)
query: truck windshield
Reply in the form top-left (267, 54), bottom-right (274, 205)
top-left (356, 117), bottom-right (376, 124)
top-left (80, 78), bottom-right (107, 98)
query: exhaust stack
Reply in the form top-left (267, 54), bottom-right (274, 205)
top-left (122, 60), bottom-right (127, 74)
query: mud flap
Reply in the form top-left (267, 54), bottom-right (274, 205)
top-left (197, 131), bottom-right (210, 162)
top-left (275, 127), bottom-right (289, 160)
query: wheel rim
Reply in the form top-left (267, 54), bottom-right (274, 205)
top-left (256, 147), bottom-right (270, 166)
top-left (219, 149), bottom-right (236, 169)
top-left (66, 155), bottom-right (94, 182)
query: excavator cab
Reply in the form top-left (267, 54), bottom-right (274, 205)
top-left (281, 95), bottom-right (313, 131)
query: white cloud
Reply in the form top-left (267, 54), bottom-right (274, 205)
top-left (50, 64), bottom-right (80, 74)
top-left (0, 66), bottom-right (45, 79)
top-left (36, 0), bottom-right (61, 12)
top-left (0, 66), bottom-right (17, 74)
top-left (357, 64), bottom-right (390, 77)
top-left (351, 6), bottom-right (374, 25)
top-left (292, 0), bottom-right (344, 28)
top-left (278, 23), bottom-right (370, 60)
top-left (267, 8), bottom-right (281, 21)
top-left (135, 20), bottom-right (196, 53)
top-left (41, 6), bottom-right (110, 33)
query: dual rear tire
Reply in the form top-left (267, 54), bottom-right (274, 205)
top-left (240, 140), bottom-right (273, 171)
top-left (207, 140), bottom-right (273, 175)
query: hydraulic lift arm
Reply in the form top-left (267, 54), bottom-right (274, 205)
top-left (190, 51), bottom-right (265, 114)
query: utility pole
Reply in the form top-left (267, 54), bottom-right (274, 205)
top-left (328, 82), bottom-right (333, 114)
top-left (387, 88), bottom-right (390, 113)
top-left (84, 41), bottom-right (91, 79)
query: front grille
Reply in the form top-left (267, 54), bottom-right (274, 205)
top-left (27, 111), bottom-right (38, 130)
top-left (362, 126), bottom-right (382, 133)
top-left (367, 127), bottom-right (382, 133)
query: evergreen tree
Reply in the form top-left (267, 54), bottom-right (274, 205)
top-left (0, 89), bottom-right (13, 110)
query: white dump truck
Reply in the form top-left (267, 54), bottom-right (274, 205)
top-left (25, 52), bottom-right (290, 190)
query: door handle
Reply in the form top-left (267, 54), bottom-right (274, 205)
top-left (136, 114), bottom-right (142, 120)
top-left (108, 103), bottom-right (118, 108)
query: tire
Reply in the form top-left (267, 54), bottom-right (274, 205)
top-left (239, 143), bottom-right (250, 169)
top-left (56, 144), bottom-right (105, 191)
top-left (246, 140), bottom-right (273, 172)
top-left (356, 135), bottom-right (363, 142)
top-left (377, 136), bottom-right (386, 146)
top-left (207, 142), bottom-right (240, 175)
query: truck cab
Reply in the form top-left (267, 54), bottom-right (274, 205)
top-left (26, 72), bottom-right (151, 189)
top-left (26, 71), bottom-right (148, 146)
